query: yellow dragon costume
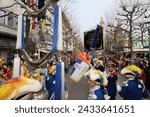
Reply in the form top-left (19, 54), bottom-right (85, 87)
top-left (0, 76), bottom-right (42, 100)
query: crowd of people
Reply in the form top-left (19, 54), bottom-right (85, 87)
top-left (85, 52), bottom-right (150, 100)
top-left (0, 59), bottom-right (13, 83)
top-left (0, 52), bottom-right (150, 100)
top-left (0, 54), bottom-right (75, 100)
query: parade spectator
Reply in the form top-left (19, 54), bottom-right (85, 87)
top-left (141, 60), bottom-right (149, 87)
top-left (106, 61), bottom-right (118, 100)
top-left (2, 63), bottom-right (8, 75)
top-left (0, 67), bottom-right (5, 82)
top-left (0, 59), bottom-right (3, 67)
top-left (119, 56), bottom-right (125, 70)
top-left (1, 63), bottom-right (9, 80)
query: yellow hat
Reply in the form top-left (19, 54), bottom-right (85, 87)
top-left (49, 65), bottom-right (56, 74)
top-left (121, 65), bottom-right (142, 78)
top-left (108, 61), bottom-right (115, 67)
top-left (89, 70), bottom-right (108, 86)
top-left (99, 60), bottom-right (104, 66)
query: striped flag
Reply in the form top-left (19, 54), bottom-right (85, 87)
top-left (52, 5), bottom-right (63, 52)
top-left (55, 62), bottom-right (65, 100)
top-left (16, 15), bottom-right (25, 49)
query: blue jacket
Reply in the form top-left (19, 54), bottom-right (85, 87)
top-left (119, 79), bottom-right (149, 100)
top-left (106, 71), bottom-right (118, 100)
top-left (45, 75), bottom-right (56, 99)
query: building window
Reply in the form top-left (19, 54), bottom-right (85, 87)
top-left (7, 13), bottom-right (18, 28)
top-left (0, 10), bottom-right (5, 24)
top-left (8, 13), bottom-right (14, 27)
top-left (13, 16), bottom-right (18, 28)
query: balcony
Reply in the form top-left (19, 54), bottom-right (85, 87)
top-left (0, 24), bottom-right (17, 37)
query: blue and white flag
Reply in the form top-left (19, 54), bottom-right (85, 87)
top-left (16, 15), bottom-right (25, 49)
top-left (52, 5), bottom-right (63, 52)
top-left (55, 62), bottom-right (65, 100)
top-left (70, 59), bottom-right (89, 82)
top-left (91, 25), bottom-right (101, 50)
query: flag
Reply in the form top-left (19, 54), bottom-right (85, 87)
top-left (77, 53), bottom-right (90, 65)
top-left (55, 62), bottom-right (65, 100)
top-left (70, 59), bottom-right (89, 82)
top-left (52, 5), bottom-right (63, 52)
top-left (91, 25), bottom-right (101, 50)
top-left (16, 15), bottom-right (25, 49)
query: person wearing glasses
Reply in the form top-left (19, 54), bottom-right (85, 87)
top-left (106, 61), bottom-right (119, 100)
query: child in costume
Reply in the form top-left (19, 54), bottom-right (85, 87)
top-left (85, 67), bottom-right (110, 100)
top-left (106, 61), bottom-right (118, 100)
top-left (117, 65), bottom-right (149, 100)
top-left (45, 65), bottom-right (56, 100)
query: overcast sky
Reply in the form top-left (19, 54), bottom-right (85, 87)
top-left (74, 0), bottom-right (117, 34)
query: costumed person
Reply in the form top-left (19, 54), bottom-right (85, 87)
top-left (0, 76), bottom-right (42, 100)
top-left (106, 61), bottom-right (118, 100)
top-left (117, 65), bottom-right (149, 100)
top-left (94, 60), bottom-right (105, 72)
top-left (46, 65), bottom-right (56, 100)
top-left (84, 67), bottom-right (110, 100)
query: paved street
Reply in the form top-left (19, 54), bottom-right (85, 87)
top-left (65, 67), bottom-right (125, 100)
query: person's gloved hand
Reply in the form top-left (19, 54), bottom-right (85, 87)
top-left (117, 84), bottom-right (121, 92)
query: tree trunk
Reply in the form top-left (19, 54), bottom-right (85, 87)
top-left (114, 31), bottom-right (117, 53)
top-left (141, 30), bottom-right (144, 46)
top-left (129, 19), bottom-right (133, 55)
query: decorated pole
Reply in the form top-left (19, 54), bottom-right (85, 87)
top-left (16, 14), bottom-right (25, 49)
top-left (52, 5), bottom-right (64, 99)
top-left (52, 5), bottom-right (63, 52)
top-left (55, 62), bottom-right (65, 100)
top-left (13, 54), bottom-right (21, 78)
top-left (13, 14), bottom-right (25, 78)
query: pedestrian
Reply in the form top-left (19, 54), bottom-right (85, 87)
top-left (106, 61), bottom-right (118, 100)
top-left (6, 62), bottom-right (13, 79)
top-left (0, 67), bottom-right (5, 83)
top-left (85, 68), bottom-right (110, 100)
top-left (117, 65), bottom-right (149, 100)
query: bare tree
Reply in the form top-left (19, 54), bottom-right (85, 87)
top-left (117, 0), bottom-right (148, 55)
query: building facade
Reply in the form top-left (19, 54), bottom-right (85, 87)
top-left (0, 0), bottom-right (75, 62)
